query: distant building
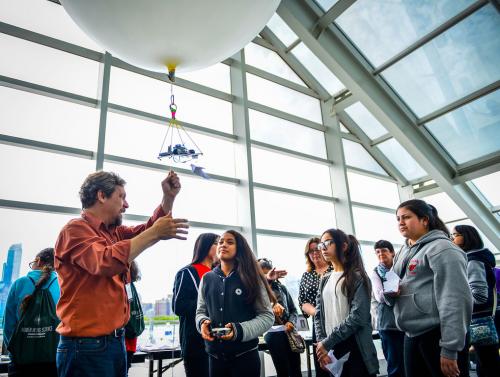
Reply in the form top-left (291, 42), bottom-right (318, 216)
top-left (154, 298), bottom-right (168, 316)
top-left (154, 294), bottom-right (174, 316)
top-left (0, 243), bottom-right (23, 318)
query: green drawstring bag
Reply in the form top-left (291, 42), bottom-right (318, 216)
top-left (8, 277), bottom-right (60, 365)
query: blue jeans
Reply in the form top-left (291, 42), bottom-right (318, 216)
top-left (379, 329), bottom-right (405, 377)
top-left (56, 334), bottom-right (127, 377)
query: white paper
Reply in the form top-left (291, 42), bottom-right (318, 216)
top-left (382, 270), bottom-right (400, 293)
top-left (324, 350), bottom-right (350, 377)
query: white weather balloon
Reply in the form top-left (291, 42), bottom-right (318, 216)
top-left (60, 0), bottom-right (280, 74)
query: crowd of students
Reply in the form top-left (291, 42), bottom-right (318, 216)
top-left (1, 168), bottom-right (499, 377)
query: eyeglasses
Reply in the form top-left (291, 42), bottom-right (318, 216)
top-left (28, 260), bottom-right (36, 269)
top-left (316, 239), bottom-right (335, 251)
top-left (450, 233), bottom-right (462, 240)
top-left (307, 248), bottom-right (320, 254)
top-left (257, 258), bottom-right (272, 264)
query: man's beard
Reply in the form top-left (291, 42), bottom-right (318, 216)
top-left (111, 214), bottom-right (123, 227)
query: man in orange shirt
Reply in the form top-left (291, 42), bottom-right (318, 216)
top-left (54, 170), bottom-right (188, 377)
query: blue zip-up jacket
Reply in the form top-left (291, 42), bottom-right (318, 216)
top-left (3, 270), bottom-right (60, 346)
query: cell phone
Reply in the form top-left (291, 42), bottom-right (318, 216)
top-left (210, 327), bottom-right (231, 338)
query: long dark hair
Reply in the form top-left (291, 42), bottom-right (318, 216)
top-left (191, 233), bottom-right (219, 264)
top-left (397, 199), bottom-right (449, 237)
top-left (455, 224), bottom-right (484, 251)
top-left (20, 248), bottom-right (55, 314)
top-left (322, 229), bottom-right (370, 304)
top-left (130, 260), bottom-right (141, 282)
top-left (224, 230), bottom-right (276, 306)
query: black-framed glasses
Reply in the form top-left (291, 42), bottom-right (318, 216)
top-left (316, 239), bottom-right (335, 251)
top-left (257, 258), bottom-right (272, 264)
top-left (28, 260), bottom-right (36, 269)
top-left (450, 233), bottom-right (462, 240)
top-left (307, 248), bottom-right (320, 254)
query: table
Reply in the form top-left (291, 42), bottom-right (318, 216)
top-left (140, 338), bottom-right (314, 377)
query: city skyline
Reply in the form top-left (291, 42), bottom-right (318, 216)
top-left (0, 243), bottom-right (22, 318)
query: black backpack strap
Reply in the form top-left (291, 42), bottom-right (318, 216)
top-left (28, 276), bottom-right (36, 286)
top-left (46, 277), bottom-right (57, 290)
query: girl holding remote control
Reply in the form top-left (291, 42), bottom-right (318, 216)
top-left (196, 230), bottom-right (274, 377)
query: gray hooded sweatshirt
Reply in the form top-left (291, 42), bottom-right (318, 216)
top-left (391, 230), bottom-right (472, 360)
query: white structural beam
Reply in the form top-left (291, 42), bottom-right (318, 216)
top-left (230, 50), bottom-right (258, 252)
top-left (278, 0), bottom-right (500, 248)
top-left (322, 99), bottom-right (355, 234)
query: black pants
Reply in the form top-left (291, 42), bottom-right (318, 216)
top-left (336, 335), bottom-right (376, 377)
top-left (312, 326), bottom-right (330, 377)
top-left (209, 349), bottom-right (260, 377)
top-left (184, 353), bottom-right (209, 377)
top-left (379, 329), bottom-right (405, 377)
top-left (404, 327), bottom-right (469, 377)
top-left (264, 331), bottom-right (302, 377)
top-left (8, 362), bottom-right (57, 377)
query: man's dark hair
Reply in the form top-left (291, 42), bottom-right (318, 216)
top-left (374, 240), bottom-right (395, 253)
top-left (455, 224), bottom-right (484, 252)
top-left (79, 171), bottom-right (126, 209)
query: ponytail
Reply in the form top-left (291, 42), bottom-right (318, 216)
top-left (20, 248), bottom-right (55, 314)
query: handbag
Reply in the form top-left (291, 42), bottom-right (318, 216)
top-left (276, 316), bottom-right (306, 353)
top-left (470, 283), bottom-right (498, 346)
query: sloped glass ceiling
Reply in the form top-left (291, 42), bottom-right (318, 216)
top-left (335, 0), bottom-right (475, 68)
top-left (266, 13), bottom-right (299, 47)
top-left (377, 138), bottom-right (427, 181)
top-left (426, 89), bottom-right (500, 164)
top-left (344, 102), bottom-right (388, 140)
top-left (245, 42), bottom-right (306, 86)
top-left (381, 4), bottom-right (500, 118)
top-left (342, 139), bottom-right (388, 176)
top-left (290, 42), bottom-right (345, 94)
top-left (472, 172), bottom-right (500, 207)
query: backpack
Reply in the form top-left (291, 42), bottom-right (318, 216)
top-left (8, 277), bottom-right (60, 365)
top-left (125, 282), bottom-right (145, 338)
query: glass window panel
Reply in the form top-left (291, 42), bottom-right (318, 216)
top-left (315, 0), bottom-right (339, 12)
top-left (246, 73), bottom-right (322, 123)
top-left (256, 235), bottom-right (311, 306)
top-left (360, 244), bottom-right (380, 275)
top-left (472, 172), bottom-right (500, 206)
top-left (133, 226), bottom-right (224, 303)
top-left (336, 0), bottom-right (474, 67)
top-left (105, 112), bottom-right (236, 178)
top-left (342, 139), bottom-right (387, 175)
top-left (347, 172), bottom-right (400, 209)
top-left (0, 0), bottom-right (103, 51)
top-left (344, 102), bottom-right (388, 140)
top-left (382, 5), bottom-right (500, 117)
top-left (266, 14), bottom-right (299, 47)
top-left (103, 162), bottom-right (238, 225)
top-left (377, 138), bottom-right (427, 181)
top-left (340, 122), bottom-right (350, 133)
top-left (290, 42), bottom-right (345, 94)
top-left (255, 189), bottom-right (335, 234)
top-left (252, 147), bottom-right (332, 196)
top-left (0, 144), bottom-right (94, 208)
top-left (352, 207), bottom-right (402, 244)
top-left (446, 219), bottom-right (499, 255)
top-left (245, 43), bottom-right (305, 86)
top-left (249, 110), bottom-right (327, 158)
top-left (423, 192), bottom-right (466, 223)
top-left (0, 34), bottom-right (100, 98)
top-left (425, 89), bottom-right (500, 164)
top-left (0, 209), bottom-right (76, 294)
top-left (177, 63), bottom-right (231, 93)
top-left (0, 87), bottom-right (99, 151)
top-left (109, 67), bottom-right (233, 134)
